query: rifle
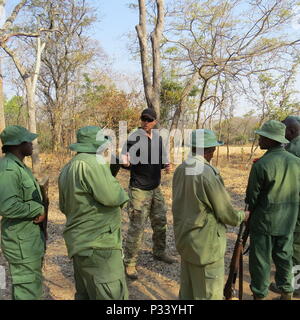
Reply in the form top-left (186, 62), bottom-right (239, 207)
top-left (38, 176), bottom-right (50, 251)
top-left (110, 154), bottom-right (121, 177)
top-left (224, 211), bottom-right (250, 300)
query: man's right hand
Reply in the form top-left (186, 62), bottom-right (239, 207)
top-left (33, 214), bottom-right (46, 224)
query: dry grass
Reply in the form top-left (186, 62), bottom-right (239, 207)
top-left (0, 146), bottom-right (298, 300)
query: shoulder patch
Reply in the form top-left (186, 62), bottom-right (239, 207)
top-left (253, 157), bottom-right (261, 163)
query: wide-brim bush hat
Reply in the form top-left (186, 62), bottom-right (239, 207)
top-left (188, 129), bottom-right (224, 148)
top-left (69, 126), bottom-right (110, 153)
top-left (0, 125), bottom-right (38, 146)
top-left (255, 120), bottom-right (289, 144)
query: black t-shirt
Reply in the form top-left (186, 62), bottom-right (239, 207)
top-left (121, 128), bottom-right (168, 191)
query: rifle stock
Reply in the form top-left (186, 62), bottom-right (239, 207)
top-left (38, 176), bottom-right (49, 250)
top-left (110, 154), bottom-right (121, 177)
top-left (224, 218), bottom-right (249, 300)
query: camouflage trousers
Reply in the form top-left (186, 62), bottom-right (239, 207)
top-left (124, 186), bottom-right (167, 267)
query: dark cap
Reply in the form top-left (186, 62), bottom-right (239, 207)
top-left (141, 108), bottom-right (157, 120)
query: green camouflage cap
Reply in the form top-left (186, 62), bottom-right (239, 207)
top-left (69, 126), bottom-right (110, 153)
top-left (0, 125), bottom-right (38, 146)
top-left (188, 129), bottom-right (224, 148)
top-left (255, 120), bottom-right (289, 144)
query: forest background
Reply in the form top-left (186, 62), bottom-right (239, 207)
top-left (0, 0), bottom-right (300, 300)
top-left (1, 0), bottom-right (300, 172)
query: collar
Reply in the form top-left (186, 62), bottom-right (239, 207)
top-left (188, 153), bottom-right (208, 164)
top-left (186, 153), bottom-right (219, 174)
top-left (265, 145), bottom-right (285, 154)
top-left (137, 127), bottom-right (157, 139)
top-left (5, 152), bottom-right (26, 168)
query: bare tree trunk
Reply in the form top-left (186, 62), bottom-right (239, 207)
top-left (0, 1), bottom-right (59, 171)
top-left (136, 0), bottom-right (164, 119)
top-left (0, 1), bottom-right (6, 156)
top-left (23, 37), bottom-right (45, 174)
top-left (226, 121), bottom-right (231, 161)
top-left (53, 121), bottom-right (62, 153)
top-left (24, 80), bottom-right (40, 175)
top-left (169, 71), bottom-right (199, 131)
top-left (215, 110), bottom-right (223, 167)
top-left (1, 39), bottom-right (44, 173)
top-left (196, 78), bottom-right (209, 129)
top-left (0, 58), bottom-right (5, 156)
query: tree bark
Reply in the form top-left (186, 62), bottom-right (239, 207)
top-left (136, 0), bottom-right (164, 120)
top-left (0, 58), bottom-right (5, 156)
top-left (215, 109), bottom-right (223, 167)
top-left (0, 1), bottom-right (59, 171)
top-left (52, 115), bottom-right (62, 153)
top-left (2, 35), bottom-right (45, 174)
top-left (25, 79), bottom-right (40, 173)
top-left (169, 70), bottom-right (199, 131)
top-left (27, 37), bottom-right (45, 174)
top-left (0, 1), bottom-right (6, 156)
top-left (196, 78), bottom-right (209, 129)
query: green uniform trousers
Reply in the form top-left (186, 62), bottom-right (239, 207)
top-left (293, 232), bottom-right (300, 266)
top-left (179, 258), bottom-right (224, 300)
top-left (249, 232), bottom-right (294, 298)
top-left (293, 232), bottom-right (300, 288)
top-left (124, 186), bottom-right (167, 267)
top-left (9, 259), bottom-right (43, 300)
top-left (72, 249), bottom-right (128, 300)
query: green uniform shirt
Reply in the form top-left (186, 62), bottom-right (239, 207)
top-left (172, 155), bottom-right (245, 266)
top-left (58, 153), bottom-right (129, 258)
top-left (286, 136), bottom-right (300, 158)
top-left (0, 153), bottom-right (45, 263)
top-left (286, 136), bottom-right (300, 232)
top-left (246, 146), bottom-right (300, 236)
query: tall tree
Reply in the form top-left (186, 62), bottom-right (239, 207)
top-left (0, 0), bottom-right (6, 155)
top-left (37, 0), bottom-right (97, 152)
top-left (136, 0), bottom-right (164, 120)
top-left (0, 0), bottom-right (59, 172)
top-left (241, 58), bottom-right (300, 160)
top-left (0, 58), bottom-right (4, 156)
top-left (164, 0), bottom-right (300, 129)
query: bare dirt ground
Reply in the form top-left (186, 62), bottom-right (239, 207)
top-left (0, 146), bottom-right (299, 300)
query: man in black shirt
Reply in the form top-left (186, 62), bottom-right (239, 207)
top-left (122, 108), bottom-right (175, 279)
